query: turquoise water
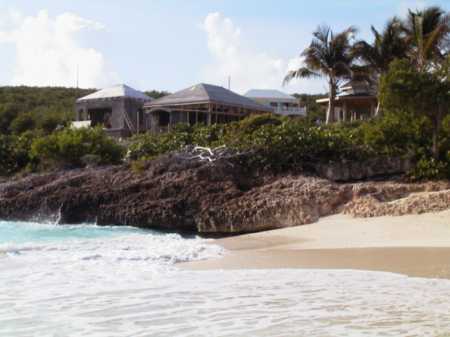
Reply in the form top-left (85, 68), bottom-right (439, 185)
top-left (1, 220), bottom-right (450, 336)
top-left (0, 220), bottom-right (146, 244)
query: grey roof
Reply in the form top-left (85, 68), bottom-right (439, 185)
top-left (145, 83), bottom-right (273, 112)
top-left (245, 89), bottom-right (297, 101)
top-left (338, 80), bottom-right (377, 97)
top-left (77, 84), bottom-right (151, 102)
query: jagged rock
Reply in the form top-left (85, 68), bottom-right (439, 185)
top-left (344, 189), bottom-right (450, 217)
top-left (0, 151), bottom-right (448, 235)
top-left (315, 157), bottom-right (413, 181)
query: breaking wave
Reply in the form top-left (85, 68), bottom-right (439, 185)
top-left (1, 220), bottom-right (450, 336)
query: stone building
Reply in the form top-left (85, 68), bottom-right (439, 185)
top-left (75, 84), bottom-right (152, 137)
top-left (143, 83), bottom-right (273, 133)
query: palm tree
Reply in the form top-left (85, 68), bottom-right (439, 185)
top-left (403, 6), bottom-right (450, 72)
top-left (284, 25), bottom-right (357, 124)
top-left (352, 18), bottom-right (408, 116)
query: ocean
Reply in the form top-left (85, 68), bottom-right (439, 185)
top-left (1, 220), bottom-right (450, 337)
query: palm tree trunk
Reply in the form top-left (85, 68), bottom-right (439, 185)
top-left (375, 100), bottom-right (382, 118)
top-left (326, 80), bottom-right (336, 124)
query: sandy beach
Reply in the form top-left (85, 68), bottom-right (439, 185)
top-left (183, 210), bottom-right (450, 279)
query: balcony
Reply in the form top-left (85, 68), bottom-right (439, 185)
top-left (273, 106), bottom-right (307, 116)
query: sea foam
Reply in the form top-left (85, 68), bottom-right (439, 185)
top-left (1, 221), bottom-right (450, 337)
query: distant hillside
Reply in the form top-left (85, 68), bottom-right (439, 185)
top-left (144, 90), bottom-right (171, 99)
top-left (0, 86), bottom-right (174, 135)
top-left (0, 86), bottom-right (325, 135)
top-left (0, 86), bottom-right (95, 134)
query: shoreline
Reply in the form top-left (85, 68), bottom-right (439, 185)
top-left (182, 210), bottom-right (450, 279)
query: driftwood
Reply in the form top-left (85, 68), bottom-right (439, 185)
top-left (180, 145), bottom-right (239, 163)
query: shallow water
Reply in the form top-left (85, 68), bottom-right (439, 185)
top-left (1, 220), bottom-right (450, 337)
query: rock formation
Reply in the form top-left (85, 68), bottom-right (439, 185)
top-left (0, 149), bottom-right (449, 235)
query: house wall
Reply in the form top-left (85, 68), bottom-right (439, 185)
top-left (76, 98), bottom-right (148, 134)
top-left (76, 99), bottom-right (124, 129)
top-left (248, 97), bottom-right (305, 116)
top-left (124, 98), bottom-right (148, 132)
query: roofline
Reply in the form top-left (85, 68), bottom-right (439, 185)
top-left (316, 95), bottom-right (377, 103)
top-left (77, 96), bottom-right (151, 103)
top-left (248, 96), bottom-right (297, 102)
top-left (144, 99), bottom-right (273, 112)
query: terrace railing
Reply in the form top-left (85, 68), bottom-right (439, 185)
top-left (274, 106), bottom-right (307, 116)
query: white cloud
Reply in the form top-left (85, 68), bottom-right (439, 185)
top-left (201, 12), bottom-right (326, 94)
top-left (0, 9), bottom-right (117, 88)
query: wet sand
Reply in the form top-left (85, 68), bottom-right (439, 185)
top-left (183, 210), bottom-right (450, 279)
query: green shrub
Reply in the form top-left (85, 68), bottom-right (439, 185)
top-left (87, 111), bottom-right (450, 180)
top-left (30, 127), bottom-right (125, 169)
top-left (127, 124), bottom-right (196, 161)
top-left (191, 124), bottom-right (227, 147)
top-left (0, 104), bottom-right (19, 134)
top-left (237, 113), bottom-right (283, 134)
top-left (0, 135), bottom-right (17, 176)
top-left (0, 131), bottom-right (38, 176)
top-left (409, 157), bottom-right (449, 180)
top-left (358, 110), bottom-right (431, 157)
top-left (380, 60), bottom-right (450, 159)
top-left (9, 113), bottom-right (36, 134)
top-left (38, 114), bottom-right (65, 134)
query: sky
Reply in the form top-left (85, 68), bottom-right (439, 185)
top-left (0, 0), bottom-right (448, 94)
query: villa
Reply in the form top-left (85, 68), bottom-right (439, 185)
top-left (74, 84), bottom-right (304, 136)
top-left (245, 89), bottom-right (306, 117)
top-left (143, 83), bottom-right (272, 133)
top-left (75, 84), bottom-right (152, 137)
top-left (316, 79), bottom-right (378, 122)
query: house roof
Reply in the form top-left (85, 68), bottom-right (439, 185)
top-left (145, 83), bottom-right (273, 112)
top-left (245, 89), bottom-right (297, 101)
top-left (77, 84), bottom-right (151, 102)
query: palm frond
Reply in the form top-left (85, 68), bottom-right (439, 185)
top-left (283, 68), bottom-right (321, 86)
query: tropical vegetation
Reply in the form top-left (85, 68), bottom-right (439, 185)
top-left (284, 4), bottom-right (449, 177)
top-left (0, 5), bottom-right (448, 180)
top-left (284, 25), bottom-right (357, 124)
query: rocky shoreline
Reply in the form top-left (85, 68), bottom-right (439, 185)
top-left (0, 150), bottom-right (449, 235)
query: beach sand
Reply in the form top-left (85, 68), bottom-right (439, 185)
top-left (183, 210), bottom-right (450, 279)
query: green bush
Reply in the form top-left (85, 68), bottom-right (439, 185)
top-left (0, 135), bottom-right (17, 176)
top-left (409, 157), bottom-right (449, 180)
top-left (191, 124), bottom-right (227, 147)
top-left (38, 114), bottom-right (65, 134)
top-left (233, 120), bottom-right (369, 171)
top-left (358, 110), bottom-right (431, 157)
top-left (127, 123), bottom-right (197, 161)
top-left (2, 109), bottom-right (448, 181)
top-left (0, 131), bottom-right (38, 176)
top-left (236, 113), bottom-right (283, 134)
top-left (127, 112), bottom-right (450, 179)
top-left (30, 127), bottom-right (125, 169)
top-left (380, 60), bottom-right (450, 160)
top-left (128, 117), bottom-right (371, 172)
top-left (9, 113), bottom-right (36, 134)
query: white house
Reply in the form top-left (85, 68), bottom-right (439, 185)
top-left (245, 89), bottom-right (306, 117)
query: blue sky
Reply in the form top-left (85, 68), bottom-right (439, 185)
top-left (0, 0), bottom-right (448, 94)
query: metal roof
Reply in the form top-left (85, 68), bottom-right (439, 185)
top-left (77, 84), bottom-right (151, 102)
top-left (145, 83), bottom-right (273, 112)
top-left (245, 89), bottom-right (297, 101)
